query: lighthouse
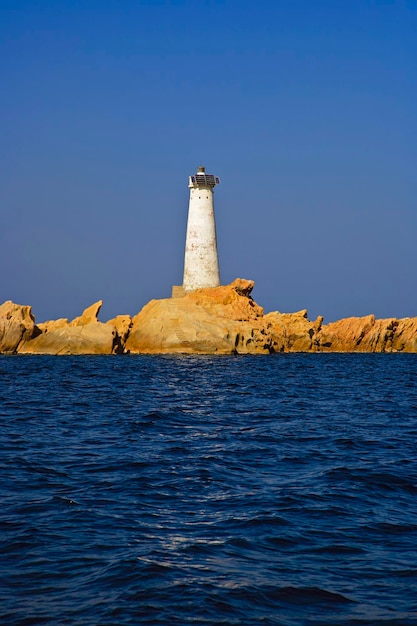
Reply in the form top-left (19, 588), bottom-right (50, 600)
top-left (172, 166), bottom-right (221, 297)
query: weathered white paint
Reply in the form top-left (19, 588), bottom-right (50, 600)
top-left (182, 167), bottom-right (220, 292)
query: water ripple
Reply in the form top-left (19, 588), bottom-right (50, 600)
top-left (1, 353), bottom-right (417, 625)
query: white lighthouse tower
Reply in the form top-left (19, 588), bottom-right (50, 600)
top-left (173, 166), bottom-right (221, 297)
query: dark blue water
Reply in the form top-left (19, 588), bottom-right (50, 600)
top-left (1, 354), bottom-right (417, 625)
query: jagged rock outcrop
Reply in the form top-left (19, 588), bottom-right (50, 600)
top-left (265, 309), bottom-right (323, 352)
top-left (318, 315), bottom-right (377, 352)
top-left (317, 315), bottom-right (417, 353)
top-left (18, 301), bottom-right (125, 355)
top-left (69, 301), bottom-right (103, 327)
top-left (106, 315), bottom-right (132, 353)
top-left (125, 279), bottom-right (273, 354)
top-left (125, 280), bottom-right (416, 354)
top-left (390, 318), bottom-right (417, 353)
top-left (0, 301), bottom-right (39, 354)
top-left (106, 315), bottom-right (133, 344)
top-left (1, 282), bottom-right (416, 355)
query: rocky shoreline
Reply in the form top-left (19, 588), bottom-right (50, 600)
top-left (1, 279), bottom-right (416, 355)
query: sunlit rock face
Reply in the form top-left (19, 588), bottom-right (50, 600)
top-left (125, 279), bottom-right (273, 355)
top-left (106, 315), bottom-right (132, 345)
top-left (317, 315), bottom-right (378, 352)
top-left (390, 318), bottom-right (417, 353)
top-left (17, 301), bottom-right (128, 355)
top-left (264, 310), bottom-right (323, 353)
top-left (1, 283), bottom-right (416, 355)
top-left (0, 300), bottom-right (38, 354)
top-left (317, 315), bottom-right (417, 353)
top-left (125, 279), bottom-right (417, 354)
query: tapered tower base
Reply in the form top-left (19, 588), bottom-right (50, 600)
top-left (183, 166), bottom-right (220, 291)
top-left (172, 166), bottom-right (221, 298)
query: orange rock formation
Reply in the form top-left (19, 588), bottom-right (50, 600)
top-left (0, 300), bottom-right (38, 354)
top-left (126, 279), bottom-right (271, 354)
top-left (1, 280), bottom-right (416, 355)
top-left (18, 301), bottom-right (127, 355)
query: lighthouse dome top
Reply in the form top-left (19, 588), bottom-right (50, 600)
top-left (189, 166), bottom-right (220, 189)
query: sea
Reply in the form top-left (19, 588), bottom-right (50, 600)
top-left (1, 353), bottom-right (417, 626)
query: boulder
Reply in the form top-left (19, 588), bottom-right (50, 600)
top-left (390, 317), bottom-right (417, 353)
top-left (106, 315), bottom-right (132, 354)
top-left (317, 315), bottom-right (377, 352)
top-left (18, 302), bottom-right (119, 355)
top-left (265, 309), bottom-right (323, 352)
top-left (18, 323), bottom-right (117, 355)
top-left (317, 316), bottom-right (387, 352)
top-left (315, 315), bottom-right (417, 353)
top-left (106, 315), bottom-right (132, 344)
top-left (0, 300), bottom-right (39, 354)
top-left (360, 318), bottom-right (401, 352)
top-left (125, 279), bottom-right (273, 354)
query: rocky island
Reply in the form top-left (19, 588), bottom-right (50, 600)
top-left (1, 278), bottom-right (416, 355)
top-left (2, 168), bottom-right (416, 355)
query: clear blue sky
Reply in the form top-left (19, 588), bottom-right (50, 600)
top-left (1, 0), bottom-right (416, 323)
